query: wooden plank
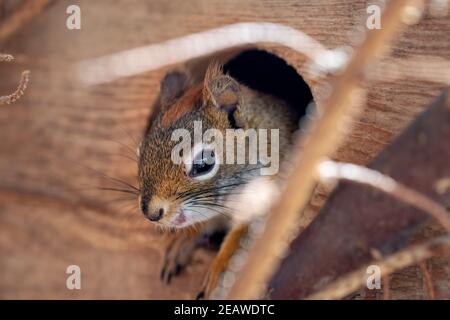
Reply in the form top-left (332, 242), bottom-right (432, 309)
top-left (0, 0), bottom-right (449, 298)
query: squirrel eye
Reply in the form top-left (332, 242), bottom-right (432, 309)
top-left (188, 149), bottom-right (217, 179)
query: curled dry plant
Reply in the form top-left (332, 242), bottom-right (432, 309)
top-left (0, 53), bottom-right (30, 105)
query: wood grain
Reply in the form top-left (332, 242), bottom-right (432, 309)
top-left (0, 0), bottom-right (449, 299)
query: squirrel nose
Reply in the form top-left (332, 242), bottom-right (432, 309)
top-left (140, 197), bottom-right (165, 222)
top-left (147, 207), bottom-right (164, 222)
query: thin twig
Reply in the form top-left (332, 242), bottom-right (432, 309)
top-left (0, 0), bottom-right (53, 43)
top-left (227, 0), bottom-right (413, 300)
top-left (0, 53), bottom-right (14, 62)
top-left (318, 160), bottom-right (448, 300)
top-left (306, 235), bottom-right (450, 300)
top-left (0, 70), bottom-right (30, 105)
top-left (383, 275), bottom-right (391, 300)
top-left (318, 160), bottom-right (450, 233)
top-left (419, 261), bottom-right (436, 299)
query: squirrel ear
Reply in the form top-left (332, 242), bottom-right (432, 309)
top-left (160, 71), bottom-right (189, 106)
top-left (203, 63), bottom-right (240, 114)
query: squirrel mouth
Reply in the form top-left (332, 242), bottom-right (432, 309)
top-left (173, 210), bottom-right (187, 226)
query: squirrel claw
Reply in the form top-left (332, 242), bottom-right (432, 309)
top-left (160, 262), bottom-right (183, 284)
top-left (196, 291), bottom-right (205, 300)
top-left (160, 265), bottom-right (172, 284)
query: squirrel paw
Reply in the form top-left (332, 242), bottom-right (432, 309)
top-left (160, 234), bottom-right (196, 284)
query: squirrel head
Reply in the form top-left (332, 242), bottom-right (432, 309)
top-left (138, 63), bottom-right (259, 229)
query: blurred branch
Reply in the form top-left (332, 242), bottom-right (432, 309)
top-left (318, 160), bottom-right (450, 233)
top-left (268, 89), bottom-right (450, 299)
top-left (382, 275), bottom-right (391, 300)
top-left (314, 157), bottom-right (450, 300)
top-left (419, 261), bottom-right (436, 299)
top-left (227, 0), bottom-right (414, 300)
top-left (77, 22), bottom-right (330, 85)
top-left (0, 0), bottom-right (52, 43)
top-left (306, 235), bottom-right (450, 300)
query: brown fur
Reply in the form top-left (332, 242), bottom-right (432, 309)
top-left (139, 63), bottom-right (299, 298)
top-left (162, 84), bottom-right (202, 128)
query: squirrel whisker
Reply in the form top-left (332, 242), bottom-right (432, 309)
top-left (186, 205), bottom-right (231, 220)
top-left (175, 181), bottom-right (248, 200)
top-left (98, 187), bottom-right (140, 195)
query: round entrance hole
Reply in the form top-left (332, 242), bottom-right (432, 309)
top-left (223, 49), bottom-right (313, 124)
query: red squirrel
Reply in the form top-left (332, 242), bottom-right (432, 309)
top-left (138, 62), bottom-right (299, 298)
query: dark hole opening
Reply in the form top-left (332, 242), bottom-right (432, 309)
top-left (223, 49), bottom-right (313, 121)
